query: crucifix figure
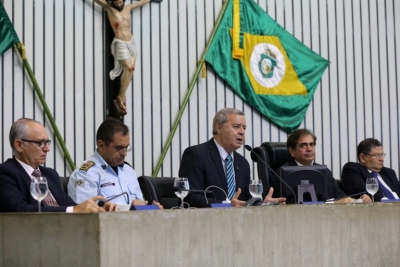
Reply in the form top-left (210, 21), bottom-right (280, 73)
top-left (94, 0), bottom-right (150, 116)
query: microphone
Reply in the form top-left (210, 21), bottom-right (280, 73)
top-left (173, 186), bottom-right (217, 206)
top-left (172, 187), bottom-right (214, 194)
top-left (98, 192), bottom-right (129, 207)
top-left (244, 144), bottom-right (297, 204)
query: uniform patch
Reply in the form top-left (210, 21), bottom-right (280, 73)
top-left (75, 179), bottom-right (85, 186)
top-left (79, 161), bottom-right (95, 172)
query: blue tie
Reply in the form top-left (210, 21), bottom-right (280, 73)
top-left (225, 154), bottom-right (235, 199)
top-left (372, 171), bottom-right (395, 200)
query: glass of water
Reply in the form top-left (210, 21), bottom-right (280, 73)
top-left (30, 176), bottom-right (49, 212)
top-left (249, 179), bottom-right (263, 199)
top-left (366, 177), bottom-right (379, 204)
top-left (174, 177), bottom-right (189, 208)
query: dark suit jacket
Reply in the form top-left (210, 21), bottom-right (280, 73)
top-left (341, 162), bottom-right (400, 201)
top-left (275, 158), bottom-right (347, 202)
top-left (0, 157), bottom-right (76, 212)
top-left (178, 139), bottom-right (252, 208)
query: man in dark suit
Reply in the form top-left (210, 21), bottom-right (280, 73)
top-left (178, 108), bottom-right (285, 208)
top-left (0, 118), bottom-right (115, 212)
top-left (341, 138), bottom-right (400, 201)
top-left (278, 129), bottom-right (371, 204)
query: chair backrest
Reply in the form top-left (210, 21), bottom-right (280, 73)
top-left (250, 142), bottom-right (291, 197)
top-left (138, 176), bottom-right (180, 209)
top-left (60, 176), bottom-right (70, 194)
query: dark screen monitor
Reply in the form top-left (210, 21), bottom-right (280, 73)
top-left (279, 165), bottom-right (328, 204)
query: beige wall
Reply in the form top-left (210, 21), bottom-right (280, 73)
top-left (1, 204), bottom-right (399, 266)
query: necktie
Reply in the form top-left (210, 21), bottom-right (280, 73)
top-left (32, 170), bottom-right (60, 207)
top-left (372, 171), bottom-right (396, 200)
top-left (225, 154), bottom-right (235, 199)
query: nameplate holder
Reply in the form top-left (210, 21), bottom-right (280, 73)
top-left (211, 203), bottom-right (233, 208)
top-left (133, 205), bottom-right (160, 211)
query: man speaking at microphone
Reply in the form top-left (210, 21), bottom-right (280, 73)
top-left (178, 108), bottom-right (285, 208)
top-left (68, 118), bottom-right (162, 209)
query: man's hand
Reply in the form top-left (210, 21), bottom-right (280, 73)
top-left (359, 194), bottom-right (372, 203)
top-left (131, 199), bottom-right (148, 206)
top-left (152, 200), bottom-right (163, 209)
top-left (231, 188), bottom-right (246, 207)
top-left (334, 197), bottom-right (354, 204)
top-left (104, 202), bottom-right (118, 211)
top-left (263, 187), bottom-right (286, 205)
top-left (73, 196), bottom-right (106, 213)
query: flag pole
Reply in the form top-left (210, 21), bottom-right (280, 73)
top-left (152, 0), bottom-right (231, 176)
top-left (15, 43), bottom-right (76, 172)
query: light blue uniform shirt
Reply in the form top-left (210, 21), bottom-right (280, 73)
top-left (68, 151), bottom-right (143, 205)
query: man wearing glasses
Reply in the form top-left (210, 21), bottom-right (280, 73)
top-left (341, 138), bottom-right (400, 201)
top-left (68, 117), bottom-right (159, 208)
top-left (0, 118), bottom-right (114, 212)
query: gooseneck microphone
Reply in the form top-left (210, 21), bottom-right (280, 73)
top-left (244, 144), bottom-right (297, 204)
top-left (173, 187), bottom-right (217, 203)
top-left (98, 192), bottom-right (129, 207)
top-left (172, 187), bottom-right (214, 194)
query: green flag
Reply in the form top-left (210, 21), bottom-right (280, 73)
top-left (204, 0), bottom-right (329, 131)
top-left (0, 3), bottom-right (19, 55)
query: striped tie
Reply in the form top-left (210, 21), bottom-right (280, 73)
top-left (225, 154), bottom-right (236, 199)
top-left (372, 171), bottom-right (396, 200)
top-left (32, 170), bottom-right (60, 207)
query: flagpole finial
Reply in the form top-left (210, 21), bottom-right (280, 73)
top-left (199, 60), bottom-right (207, 78)
top-left (16, 43), bottom-right (26, 60)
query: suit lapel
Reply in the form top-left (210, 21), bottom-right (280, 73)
top-left (208, 139), bottom-right (227, 187)
top-left (11, 157), bottom-right (32, 184)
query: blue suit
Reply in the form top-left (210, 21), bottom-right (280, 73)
top-left (178, 139), bottom-right (252, 208)
top-left (0, 157), bottom-right (76, 212)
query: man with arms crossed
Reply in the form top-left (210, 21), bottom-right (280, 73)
top-left (68, 117), bottom-right (162, 209)
top-left (0, 118), bottom-right (114, 212)
top-left (341, 138), bottom-right (400, 201)
top-left (178, 108), bottom-right (285, 208)
top-left (278, 129), bottom-right (371, 203)
top-left (94, 0), bottom-right (151, 116)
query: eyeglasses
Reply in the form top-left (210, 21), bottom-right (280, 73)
top-left (103, 140), bottom-right (132, 153)
top-left (364, 153), bottom-right (386, 159)
top-left (20, 139), bottom-right (51, 148)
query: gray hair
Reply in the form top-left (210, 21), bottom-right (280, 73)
top-left (212, 108), bottom-right (245, 135)
top-left (9, 118), bottom-right (41, 154)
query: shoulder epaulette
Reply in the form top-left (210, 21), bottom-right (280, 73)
top-left (79, 161), bottom-right (95, 172)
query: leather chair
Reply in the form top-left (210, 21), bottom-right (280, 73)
top-left (60, 176), bottom-right (70, 194)
top-left (250, 142), bottom-right (291, 198)
top-left (138, 176), bottom-right (180, 209)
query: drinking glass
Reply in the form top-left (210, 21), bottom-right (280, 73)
top-left (366, 177), bottom-right (379, 204)
top-left (174, 177), bottom-right (189, 208)
top-left (249, 179), bottom-right (263, 199)
top-left (30, 176), bottom-right (49, 213)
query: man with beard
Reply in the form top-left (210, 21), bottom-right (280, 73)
top-left (94, 0), bottom-right (151, 116)
top-left (277, 129), bottom-right (371, 203)
top-left (178, 108), bottom-right (286, 208)
top-left (68, 117), bottom-right (162, 209)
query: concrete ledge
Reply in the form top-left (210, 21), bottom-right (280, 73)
top-left (1, 203), bottom-right (399, 267)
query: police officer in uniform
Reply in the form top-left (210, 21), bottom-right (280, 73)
top-left (68, 118), bottom-right (161, 208)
